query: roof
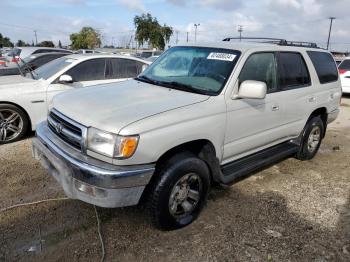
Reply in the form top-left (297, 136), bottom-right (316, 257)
top-left (175, 41), bottom-right (327, 53)
top-left (63, 53), bottom-right (151, 64)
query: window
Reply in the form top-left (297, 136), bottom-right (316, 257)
top-left (307, 51), bottom-right (338, 84)
top-left (107, 58), bottom-right (144, 79)
top-left (239, 52), bottom-right (277, 93)
top-left (339, 59), bottom-right (350, 70)
top-left (278, 52), bottom-right (310, 89)
top-left (65, 59), bottom-right (106, 82)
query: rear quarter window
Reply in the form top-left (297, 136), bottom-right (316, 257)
top-left (307, 51), bottom-right (338, 84)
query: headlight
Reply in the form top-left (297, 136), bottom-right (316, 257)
top-left (87, 127), bottom-right (139, 159)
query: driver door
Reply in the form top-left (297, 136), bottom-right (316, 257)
top-left (223, 52), bottom-right (285, 162)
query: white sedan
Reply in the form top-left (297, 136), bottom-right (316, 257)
top-left (0, 54), bottom-right (150, 144)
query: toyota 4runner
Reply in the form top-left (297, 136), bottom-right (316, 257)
top-left (32, 40), bottom-right (342, 230)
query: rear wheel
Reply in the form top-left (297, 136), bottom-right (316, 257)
top-left (148, 152), bottom-right (210, 230)
top-left (296, 116), bottom-right (324, 160)
top-left (0, 104), bottom-right (29, 144)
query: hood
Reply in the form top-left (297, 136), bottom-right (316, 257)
top-left (53, 79), bottom-right (209, 134)
top-left (0, 74), bottom-right (36, 87)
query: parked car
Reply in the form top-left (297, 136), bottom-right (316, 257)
top-left (145, 55), bottom-right (160, 63)
top-left (0, 52), bottom-right (70, 77)
top-left (338, 57), bottom-right (350, 93)
top-left (2, 47), bottom-right (72, 67)
top-left (0, 54), bottom-right (150, 143)
top-left (75, 49), bottom-right (100, 54)
top-left (137, 50), bottom-right (163, 59)
top-left (32, 41), bottom-right (341, 230)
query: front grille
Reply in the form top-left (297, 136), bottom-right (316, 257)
top-left (48, 110), bottom-right (84, 151)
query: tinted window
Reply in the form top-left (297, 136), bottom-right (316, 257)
top-left (278, 52), bottom-right (310, 89)
top-left (66, 59), bottom-right (106, 82)
top-left (107, 58), bottom-right (144, 79)
top-left (239, 52), bottom-right (277, 92)
top-left (307, 51), bottom-right (338, 84)
top-left (339, 59), bottom-right (350, 70)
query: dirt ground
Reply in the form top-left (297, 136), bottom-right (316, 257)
top-left (0, 97), bottom-right (349, 262)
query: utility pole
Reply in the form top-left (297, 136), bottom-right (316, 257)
top-left (34, 30), bottom-right (38, 46)
top-left (194, 23), bottom-right (200, 42)
top-left (326, 17), bottom-right (336, 50)
top-left (238, 25), bottom-right (243, 41)
top-left (186, 32), bottom-right (189, 43)
top-left (176, 30), bottom-right (179, 44)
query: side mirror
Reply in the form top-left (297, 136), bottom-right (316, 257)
top-left (141, 64), bottom-right (148, 72)
top-left (58, 74), bottom-right (73, 84)
top-left (237, 80), bottom-right (267, 99)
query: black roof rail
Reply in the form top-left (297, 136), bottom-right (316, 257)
top-left (222, 37), bottom-right (319, 48)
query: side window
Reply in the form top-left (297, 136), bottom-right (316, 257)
top-left (239, 52), bottom-right (277, 93)
top-left (278, 52), bottom-right (311, 89)
top-left (307, 51), bottom-right (339, 83)
top-left (107, 59), bottom-right (139, 79)
top-left (65, 59), bottom-right (106, 82)
top-left (32, 55), bottom-right (56, 68)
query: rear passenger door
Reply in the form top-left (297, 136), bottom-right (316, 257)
top-left (274, 52), bottom-right (313, 136)
top-left (106, 58), bottom-right (145, 82)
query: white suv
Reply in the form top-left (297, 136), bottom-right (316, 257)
top-left (32, 40), bottom-right (342, 230)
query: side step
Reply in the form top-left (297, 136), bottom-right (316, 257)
top-left (220, 142), bottom-right (299, 184)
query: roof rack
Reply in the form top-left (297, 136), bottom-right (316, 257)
top-left (222, 37), bottom-right (319, 48)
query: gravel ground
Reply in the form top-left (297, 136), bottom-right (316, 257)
top-left (0, 97), bottom-right (349, 262)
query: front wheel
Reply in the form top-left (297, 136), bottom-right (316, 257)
top-left (148, 152), bottom-right (210, 230)
top-left (0, 104), bottom-right (29, 144)
top-left (296, 116), bottom-right (324, 160)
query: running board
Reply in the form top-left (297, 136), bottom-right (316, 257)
top-left (220, 142), bottom-right (299, 184)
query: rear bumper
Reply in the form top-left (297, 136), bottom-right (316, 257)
top-left (327, 108), bottom-right (340, 124)
top-left (32, 122), bottom-right (155, 208)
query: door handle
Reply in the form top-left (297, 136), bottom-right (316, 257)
top-left (308, 97), bottom-right (316, 102)
top-left (271, 105), bottom-right (279, 111)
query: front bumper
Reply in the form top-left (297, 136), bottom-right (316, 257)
top-left (32, 122), bottom-right (155, 208)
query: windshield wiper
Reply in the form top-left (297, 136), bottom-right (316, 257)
top-left (157, 81), bottom-right (212, 95)
top-left (135, 75), bottom-right (159, 85)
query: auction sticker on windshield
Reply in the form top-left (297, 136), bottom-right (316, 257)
top-left (207, 52), bottom-right (236, 62)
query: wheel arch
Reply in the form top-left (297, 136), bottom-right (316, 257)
top-left (0, 101), bottom-right (32, 132)
top-left (308, 107), bottom-right (328, 137)
top-left (154, 139), bottom-right (222, 184)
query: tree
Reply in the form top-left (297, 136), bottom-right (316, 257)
top-left (0, 33), bottom-right (14, 48)
top-left (37, 41), bottom-right (55, 47)
top-left (134, 13), bottom-right (173, 50)
top-left (16, 40), bottom-right (28, 47)
top-left (70, 27), bottom-right (101, 50)
top-left (58, 40), bottom-right (62, 48)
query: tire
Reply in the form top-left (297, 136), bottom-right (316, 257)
top-left (147, 152), bottom-right (210, 230)
top-left (296, 116), bottom-right (324, 160)
top-left (0, 104), bottom-right (29, 144)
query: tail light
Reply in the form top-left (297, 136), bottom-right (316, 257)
top-left (339, 69), bottom-right (347, 75)
top-left (11, 56), bottom-right (20, 63)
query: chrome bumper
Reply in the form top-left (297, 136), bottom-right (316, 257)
top-left (32, 122), bottom-right (155, 208)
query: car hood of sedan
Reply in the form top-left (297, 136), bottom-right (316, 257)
top-left (53, 79), bottom-right (210, 134)
top-left (0, 74), bottom-right (36, 88)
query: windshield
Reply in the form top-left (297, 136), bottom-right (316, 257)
top-left (138, 46), bottom-right (241, 95)
top-left (32, 56), bottom-right (75, 80)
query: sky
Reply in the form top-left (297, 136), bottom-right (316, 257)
top-left (1, 0), bottom-right (349, 51)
